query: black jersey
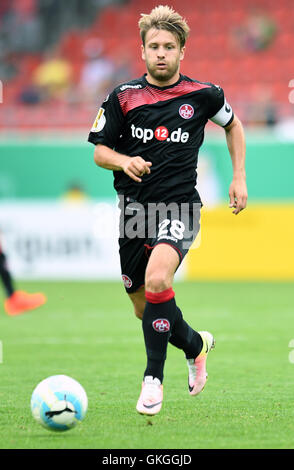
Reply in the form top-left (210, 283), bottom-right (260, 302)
top-left (88, 73), bottom-right (234, 205)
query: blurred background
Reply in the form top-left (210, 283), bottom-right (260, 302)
top-left (0, 0), bottom-right (294, 282)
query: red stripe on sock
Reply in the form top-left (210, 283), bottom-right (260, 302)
top-left (145, 288), bottom-right (175, 304)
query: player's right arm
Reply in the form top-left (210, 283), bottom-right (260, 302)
top-left (88, 90), bottom-right (151, 183)
top-left (94, 144), bottom-right (152, 183)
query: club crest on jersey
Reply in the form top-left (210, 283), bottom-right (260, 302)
top-left (152, 319), bottom-right (170, 333)
top-left (179, 104), bottom-right (194, 119)
top-left (122, 274), bottom-right (132, 288)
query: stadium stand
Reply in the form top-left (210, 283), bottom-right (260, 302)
top-left (0, 0), bottom-right (293, 131)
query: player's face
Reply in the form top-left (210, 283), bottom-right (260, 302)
top-left (142, 28), bottom-right (185, 86)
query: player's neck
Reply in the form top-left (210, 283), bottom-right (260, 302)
top-left (145, 71), bottom-right (181, 88)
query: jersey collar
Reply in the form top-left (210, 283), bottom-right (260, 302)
top-left (142, 73), bottom-right (183, 90)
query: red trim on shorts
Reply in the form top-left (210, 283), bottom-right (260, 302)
top-left (144, 242), bottom-right (183, 262)
top-left (145, 287), bottom-right (175, 304)
top-left (144, 243), bottom-right (154, 259)
top-left (144, 244), bottom-right (153, 250)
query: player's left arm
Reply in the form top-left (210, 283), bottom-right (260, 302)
top-left (224, 115), bottom-right (248, 215)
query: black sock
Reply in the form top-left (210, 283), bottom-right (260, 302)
top-left (0, 252), bottom-right (14, 297)
top-left (142, 288), bottom-right (179, 383)
top-left (169, 307), bottom-right (203, 359)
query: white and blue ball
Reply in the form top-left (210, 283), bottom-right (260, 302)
top-left (31, 375), bottom-right (88, 432)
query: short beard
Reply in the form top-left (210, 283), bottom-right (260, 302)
top-left (146, 61), bottom-right (179, 83)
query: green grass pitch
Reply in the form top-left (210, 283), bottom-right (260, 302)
top-left (0, 280), bottom-right (294, 449)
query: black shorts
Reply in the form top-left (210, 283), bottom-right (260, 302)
top-left (118, 197), bottom-right (201, 293)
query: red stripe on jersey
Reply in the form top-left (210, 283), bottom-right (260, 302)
top-left (117, 80), bottom-right (211, 116)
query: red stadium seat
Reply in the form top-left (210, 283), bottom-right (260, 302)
top-left (3, 0), bottom-right (294, 128)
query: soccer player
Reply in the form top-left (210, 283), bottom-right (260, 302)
top-left (0, 242), bottom-right (47, 316)
top-left (88, 5), bottom-right (247, 415)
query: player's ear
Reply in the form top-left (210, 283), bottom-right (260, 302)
top-left (141, 44), bottom-right (146, 61)
top-left (180, 46), bottom-right (185, 61)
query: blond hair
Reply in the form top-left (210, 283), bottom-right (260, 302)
top-left (139, 5), bottom-right (190, 48)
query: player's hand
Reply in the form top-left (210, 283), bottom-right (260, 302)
top-left (122, 156), bottom-right (152, 183)
top-left (229, 175), bottom-right (248, 215)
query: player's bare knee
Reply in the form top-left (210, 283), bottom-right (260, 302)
top-left (145, 271), bottom-right (170, 293)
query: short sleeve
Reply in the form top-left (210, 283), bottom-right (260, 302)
top-left (206, 84), bottom-right (234, 127)
top-left (87, 90), bottom-right (124, 147)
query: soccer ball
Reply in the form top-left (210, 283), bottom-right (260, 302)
top-left (31, 375), bottom-right (88, 432)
